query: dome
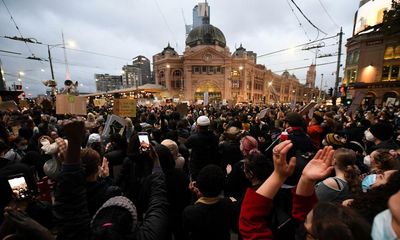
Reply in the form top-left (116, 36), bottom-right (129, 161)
top-left (161, 43), bottom-right (178, 56)
top-left (185, 18), bottom-right (226, 48)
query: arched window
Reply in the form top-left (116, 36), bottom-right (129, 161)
top-left (384, 46), bottom-right (394, 60)
top-left (172, 70), bottom-right (183, 89)
top-left (159, 71), bottom-right (165, 87)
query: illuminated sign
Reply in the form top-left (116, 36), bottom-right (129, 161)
top-left (354, 0), bottom-right (392, 35)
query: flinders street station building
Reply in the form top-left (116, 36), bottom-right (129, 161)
top-left (153, 14), bottom-right (318, 105)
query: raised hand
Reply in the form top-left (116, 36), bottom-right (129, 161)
top-left (301, 146), bottom-right (334, 182)
top-left (99, 157), bottom-right (109, 178)
top-left (272, 140), bottom-right (296, 180)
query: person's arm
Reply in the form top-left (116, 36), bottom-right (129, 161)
top-left (292, 146), bottom-right (334, 222)
top-left (53, 121), bottom-right (90, 240)
top-left (239, 140), bottom-right (296, 240)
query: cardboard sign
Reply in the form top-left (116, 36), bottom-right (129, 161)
top-left (258, 109), bottom-right (268, 119)
top-left (203, 92), bottom-right (209, 105)
top-left (103, 114), bottom-right (126, 138)
top-left (19, 100), bottom-right (29, 109)
top-left (0, 101), bottom-right (18, 111)
top-left (94, 98), bottom-right (107, 107)
top-left (56, 95), bottom-right (87, 115)
top-left (386, 97), bottom-right (396, 107)
top-left (298, 102), bottom-right (317, 116)
top-left (176, 103), bottom-right (188, 117)
top-left (113, 98), bottom-right (136, 117)
top-left (347, 90), bottom-right (366, 115)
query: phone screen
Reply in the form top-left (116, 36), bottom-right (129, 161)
top-left (8, 176), bottom-right (30, 200)
top-left (138, 134), bottom-right (150, 144)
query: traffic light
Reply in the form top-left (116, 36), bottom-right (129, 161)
top-left (328, 88), bottom-right (333, 97)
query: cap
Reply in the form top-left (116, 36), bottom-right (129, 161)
top-left (197, 116), bottom-right (210, 126)
top-left (369, 122), bottom-right (394, 141)
top-left (87, 133), bottom-right (101, 145)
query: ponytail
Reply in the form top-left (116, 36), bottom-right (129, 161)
top-left (343, 164), bottom-right (361, 194)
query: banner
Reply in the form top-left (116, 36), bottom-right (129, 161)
top-left (56, 95), bottom-right (87, 115)
top-left (102, 114), bottom-right (126, 138)
top-left (113, 98), bottom-right (136, 117)
top-left (203, 92), bottom-right (209, 105)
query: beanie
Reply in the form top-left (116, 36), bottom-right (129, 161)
top-left (324, 133), bottom-right (346, 146)
top-left (240, 135), bottom-right (258, 156)
top-left (369, 122), bottom-right (394, 141)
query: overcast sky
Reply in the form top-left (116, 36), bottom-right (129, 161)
top-left (0, 0), bottom-right (361, 96)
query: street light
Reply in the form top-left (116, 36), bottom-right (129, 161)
top-left (47, 41), bottom-right (75, 80)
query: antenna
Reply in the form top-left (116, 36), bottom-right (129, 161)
top-left (61, 31), bottom-right (71, 80)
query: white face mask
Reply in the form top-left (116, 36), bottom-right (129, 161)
top-left (363, 155), bottom-right (371, 167)
top-left (371, 209), bottom-right (397, 240)
top-left (365, 130), bottom-right (376, 142)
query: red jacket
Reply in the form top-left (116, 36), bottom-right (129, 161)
top-left (239, 188), bottom-right (318, 240)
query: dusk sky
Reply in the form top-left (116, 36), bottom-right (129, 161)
top-left (0, 0), bottom-right (361, 96)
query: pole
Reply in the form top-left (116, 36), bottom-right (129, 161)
top-left (319, 73), bottom-right (324, 100)
top-left (47, 45), bottom-right (55, 80)
top-left (333, 27), bottom-right (343, 105)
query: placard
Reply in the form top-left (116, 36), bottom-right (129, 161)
top-left (386, 97), bottom-right (396, 107)
top-left (258, 109), bottom-right (268, 119)
top-left (93, 98), bottom-right (107, 107)
top-left (347, 90), bottom-right (366, 115)
top-left (0, 101), bottom-right (18, 111)
top-left (102, 114), bottom-right (126, 138)
top-left (298, 102), bottom-right (317, 116)
top-left (113, 98), bottom-right (136, 117)
top-left (56, 95), bottom-right (87, 115)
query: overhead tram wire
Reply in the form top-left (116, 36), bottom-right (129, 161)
top-left (153, 0), bottom-right (179, 51)
top-left (286, 0), bottom-right (312, 42)
top-left (289, 0), bottom-right (327, 35)
top-left (273, 61), bottom-right (337, 73)
top-left (257, 34), bottom-right (337, 58)
top-left (318, 0), bottom-right (340, 29)
top-left (1, 0), bottom-right (40, 60)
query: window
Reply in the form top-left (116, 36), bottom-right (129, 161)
top-left (382, 65), bottom-right (400, 81)
top-left (391, 65), bottom-right (399, 80)
top-left (346, 69), bottom-right (357, 83)
top-left (172, 70), bottom-right (183, 89)
top-left (384, 46), bottom-right (394, 60)
top-left (159, 71), bottom-right (165, 86)
top-left (395, 46), bottom-right (400, 59)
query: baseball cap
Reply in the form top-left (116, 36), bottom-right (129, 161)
top-left (197, 116), bottom-right (210, 126)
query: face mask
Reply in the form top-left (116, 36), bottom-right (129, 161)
top-left (361, 174), bottom-right (376, 192)
top-left (365, 130), bottom-right (376, 142)
top-left (371, 209), bottom-right (397, 240)
top-left (363, 155), bottom-right (371, 167)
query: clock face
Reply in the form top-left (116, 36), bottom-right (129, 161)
top-left (203, 53), bottom-right (212, 62)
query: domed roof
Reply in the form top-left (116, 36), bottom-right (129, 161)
top-left (161, 43), bottom-right (178, 56)
top-left (185, 18), bottom-right (226, 48)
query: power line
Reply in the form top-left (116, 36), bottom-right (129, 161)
top-left (274, 61), bottom-right (336, 73)
top-left (289, 0), bottom-right (327, 35)
top-left (258, 34), bottom-right (337, 58)
top-left (318, 0), bottom-right (340, 29)
top-left (1, 0), bottom-right (38, 58)
top-left (153, 0), bottom-right (179, 51)
top-left (59, 46), bottom-right (131, 61)
top-left (286, 0), bottom-right (312, 41)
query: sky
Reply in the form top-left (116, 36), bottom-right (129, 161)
top-left (0, 0), bottom-right (361, 96)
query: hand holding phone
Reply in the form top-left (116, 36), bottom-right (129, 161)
top-left (8, 175), bottom-right (32, 200)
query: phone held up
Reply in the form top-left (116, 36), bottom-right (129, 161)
top-left (8, 174), bottom-right (33, 201)
top-left (138, 132), bottom-right (150, 152)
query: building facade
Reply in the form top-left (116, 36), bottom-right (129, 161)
top-left (153, 7), bottom-right (314, 104)
top-left (344, 0), bottom-right (400, 105)
top-left (95, 74), bottom-right (123, 92)
top-left (306, 64), bottom-right (316, 88)
top-left (122, 55), bottom-right (152, 89)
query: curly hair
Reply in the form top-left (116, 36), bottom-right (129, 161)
top-left (349, 170), bottom-right (400, 223)
top-left (372, 149), bottom-right (400, 171)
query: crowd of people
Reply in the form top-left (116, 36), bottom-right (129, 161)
top-left (0, 100), bottom-right (399, 240)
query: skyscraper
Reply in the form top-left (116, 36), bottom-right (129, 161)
top-left (122, 55), bottom-right (152, 88)
top-left (192, 2), bottom-right (210, 28)
top-left (95, 74), bottom-right (123, 92)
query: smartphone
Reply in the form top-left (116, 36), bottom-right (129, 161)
top-left (8, 175), bottom-right (31, 200)
top-left (138, 132), bottom-right (150, 144)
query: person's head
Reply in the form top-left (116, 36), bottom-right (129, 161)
top-left (81, 148), bottom-right (101, 181)
top-left (310, 112), bottom-right (324, 126)
top-left (155, 144), bottom-right (175, 172)
top-left (196, 115), bottom-right (210, 132)
top-left (240, 135), bottom-right (258, 157)
top-left (283, 112), bottom-right (305, 129)
top-left (91, 196), bottom-right (137, 240)
top-left (161, 139), bottom-right (179, 159)
top-left (50, 130), bottom-right (59, 140)
top-left (304, 202), bottom-right (371, 240)
top-left (367, 121), bottom-right (394, 143)
top-left (225, 126), bottom-right (241, 141)
top-left (13, 137), bottom-right (28, 151)
top-left (322, 133), bottom-right (346, 149)
top-left (125, 117), bottom-right (133, 129)
top-left (333, 148), bottom-right (360, 193)
top-left (196, 165), bottom-right (224, 197)
top-left (243, 150), bottom-right (272, 186)
top-left (370, 149), bottom-right (399, 172)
